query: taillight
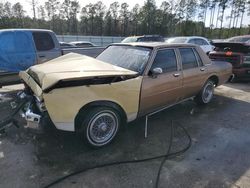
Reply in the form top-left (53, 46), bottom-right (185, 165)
top-left (226, 51), bottom-right (233, 56)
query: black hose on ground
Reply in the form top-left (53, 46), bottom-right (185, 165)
top-left (44, 120), bottom-right (192, 188)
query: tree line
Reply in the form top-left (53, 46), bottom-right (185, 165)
top-left (0, 0), bottom-right (250, 39)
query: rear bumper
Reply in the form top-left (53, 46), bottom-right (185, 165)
top-left (233, 68), bottom-right (250, 80)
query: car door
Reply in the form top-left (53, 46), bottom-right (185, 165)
top-left (139, 48), bottom-right (183, 116)
top-left (14, 31), bottom-right (36, 71)
top-left (32, 32), bottom-right (61, 64)
top-left (0, 31), bottom-right (16, 72)
top-left (178, 47), bottom-right (208, 98)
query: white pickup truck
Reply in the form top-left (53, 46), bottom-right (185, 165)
top-left (0, 29), bottom-right (105, 87)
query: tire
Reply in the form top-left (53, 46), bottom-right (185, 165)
top-left (80, 107), bottom-right (121, 148)
top-left (195, 80), bottom-right (215, 105)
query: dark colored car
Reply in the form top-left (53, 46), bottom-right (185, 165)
top-left (209, 35), bottom-right (250, 81)
top-left (121, 35), bottom-right (165, 43)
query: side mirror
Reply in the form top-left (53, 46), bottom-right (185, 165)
top-left (151, 67), bottom-right (163, 78)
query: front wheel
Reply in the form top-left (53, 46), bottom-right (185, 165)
top-left (195, 80), bottom-right (215, 105)
top-left (81, 107), bottom-right (121, 147)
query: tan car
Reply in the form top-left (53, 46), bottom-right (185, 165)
top-left (20, 43), bottom-right (232, 147)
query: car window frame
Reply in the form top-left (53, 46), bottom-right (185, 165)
top-left (32, 31), bottom-right (55, 52)
top-left (178, 47), bottom-right (199, 70)
top-left (192, 48), bottom-right (204, 67)
top-left (145, 47), bottom-right (180, 76)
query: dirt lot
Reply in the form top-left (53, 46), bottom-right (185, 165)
top-left (0, 83), bottom-right (250, 188)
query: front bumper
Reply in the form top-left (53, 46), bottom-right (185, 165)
top-left (17, 91), bottom-right (46, 132)
top-left (24, 108), bottom-right (42, 130)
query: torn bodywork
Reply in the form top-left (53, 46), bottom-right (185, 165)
top-left (19, 53), bottom-right (142, 132)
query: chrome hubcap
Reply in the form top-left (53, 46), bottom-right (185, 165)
top-left (202, 83), bottom-right (214, 103)
top-left (88, 111), bottom-right (118, 145)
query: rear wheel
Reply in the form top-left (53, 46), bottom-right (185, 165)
top-left (80, 107), bottom-right (121, 147)
top-left (195, 80), bottom-right (215, 105)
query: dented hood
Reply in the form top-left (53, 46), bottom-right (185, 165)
top-left (24, 53), bottom-right (138, 90)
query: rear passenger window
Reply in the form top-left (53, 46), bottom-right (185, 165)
top-left (151, 49), bottom-right (177, 73)
top-left (179, 48), bottom-right (198, 70)
top-left (32, 32), bottom-right (55, 51)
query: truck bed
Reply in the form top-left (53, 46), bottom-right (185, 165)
top-left (0, 47), bottom-right (105, 87)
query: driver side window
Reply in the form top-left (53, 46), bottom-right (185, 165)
top-left (151, 49), bottom-right (177, 73)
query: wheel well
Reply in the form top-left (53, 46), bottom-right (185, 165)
top-left (208, 75), bottom-right (219, 86)
top-left (74, 101), bottom-right (127, 132)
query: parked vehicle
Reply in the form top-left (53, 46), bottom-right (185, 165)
top-left (166, 36), bottom-right (214, 54)
top-left (0, 29), bottom-right (105, 87)
top-left (209, 38), bottom-right (250, 81)
top-left (20, 43), bottom-right (232, 147)
top-left (69, 41), bottom-right (97, 48)
top-left (121, 35), bottom-right (165, 43)
top-left (59, 42), bottom-right (76, 48)
top-left (225, 35), bottom-right (250, 43)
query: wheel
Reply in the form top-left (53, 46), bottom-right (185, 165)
top-left (81, 107), bottom-right (121, 147)
top-left (195, 80), bottom-right (215, 105)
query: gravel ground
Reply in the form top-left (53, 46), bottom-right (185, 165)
top-left (0, 83), bottom-right (249, 188)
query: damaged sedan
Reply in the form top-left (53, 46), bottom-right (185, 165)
top-left (19, 43), bottom-right (232, 147)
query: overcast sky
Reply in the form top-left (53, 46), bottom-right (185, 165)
top-left (3, 0), bottom-right (250, 27)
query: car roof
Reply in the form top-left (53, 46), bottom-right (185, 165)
top-left (113, 42), bottom-right (197, 48)
top-left (125, 35), bottom-right (163, 38)
top-left (70, 41), bottom-right (93, 44)
top-left (0, 28), bottom-right (53, 33)
top-left (228, 35), bottom-right (250, 39)
top-left (169, 36), bottom-right (208, 40)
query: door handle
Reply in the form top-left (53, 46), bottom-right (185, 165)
top-left (200, 68), bottom-right (205, 71)
top-left (173, 73), bottom-right (180, 77)
top-left (39, 55), bottom-right (45, 58)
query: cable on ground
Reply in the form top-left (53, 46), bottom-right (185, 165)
top-left (44, 120), bottom-right (192, 188)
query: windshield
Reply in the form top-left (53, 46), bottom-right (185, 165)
top-left (121, 37), bottom-right (138, 43)
top-left (166, 37), bottom-right (188, 43)
top-left (96, 45), bottom-right (152, 74)
top-left (227, 37), bottom-right (250, 43)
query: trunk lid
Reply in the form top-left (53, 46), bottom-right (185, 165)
top-left (209, 42), bottom-right (250, 67)
top-left (212, 42), bottom-right (250, 53)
